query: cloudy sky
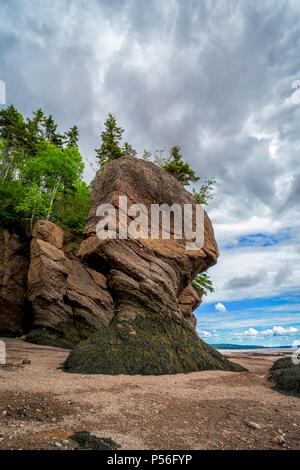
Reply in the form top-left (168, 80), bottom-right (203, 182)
top-left (1, 0), bottom-right (300, 346)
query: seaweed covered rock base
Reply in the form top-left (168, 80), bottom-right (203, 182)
top-left (64, 316), bottom-right (246, 375)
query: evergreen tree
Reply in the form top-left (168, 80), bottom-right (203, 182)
top-left (64, 125), bottom-right (79, 148)
top-left (42, 114), bottom-right (63, 147)
top-left (123, 142), bottom-right (137, 157)
top-left (142, 149), bottom-right (152, 161)
top-left (27, 108), bottom-right (45, 137)
top-left (95, 113), bottom-right (124, 166)
top-left (24, 109), bottom-right (45, 159)
top-left (162, 146), bottom-right (199, 186)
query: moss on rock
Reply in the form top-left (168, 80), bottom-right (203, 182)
top-left (0, 329), bottom-right (20, 338)
top-left (70, 431), bottom-right (120, 450)
top-left (269, 357), bottom-right (300, 396)
top-left (63, 317), bottom-right (247, 375)
top-left (25, 320), bottom-right (96, 349)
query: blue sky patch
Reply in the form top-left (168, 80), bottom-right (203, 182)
top-left (225, 230), bottom-right (291, 249)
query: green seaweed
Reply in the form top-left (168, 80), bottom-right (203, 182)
top-left (268, 356), bottom-right (300, 397)
top-left (70, 431), bottom-right (121, 450)
top-left (63, 316), bottom-right (247, 375)
top-left (0, 329), bottom-right (20, 338)
top-left (25, 320), bottom-right (96, 349)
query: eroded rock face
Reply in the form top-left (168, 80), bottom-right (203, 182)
top-left (62, 157), bottom-right (242, 375)
top-left (26, 220), bottom-right (114, 347)
top-left (62, 156), bottom-right (241, 375)
top-left (79, 156), bottom-right (218, 327)
top-left (0, 230), bottom-right (29, 336)
top-left (178, 284), bottom-right (203, 328)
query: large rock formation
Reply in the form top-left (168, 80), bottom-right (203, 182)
top-left (25, 220), bottom-right (114, 348)
top-left (0, 230), bottom-right (29, 336)
top-left (64, 157), bottom-right (245, 374)
top-left (178, 284), bottom-right (202, 328)
top-left (0, 157), bottom-right (246, 374)
top-left (79, 156), bottom-right (218, 325)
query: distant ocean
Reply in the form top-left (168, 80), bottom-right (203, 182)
top-left (217, 347), bottom-right (293, 354)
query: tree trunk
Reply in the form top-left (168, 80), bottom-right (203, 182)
top-left (28, 186), bottom-right (41, 236)
top-left (3, 152), bottom-right (15, 181)
top-left (0, 134), bottom-right (10, 180)
top-left (46, 175), bottom-right (61, 220)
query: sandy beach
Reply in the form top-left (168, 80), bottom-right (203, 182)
top-left (0, 338), bottom-right (299, 450)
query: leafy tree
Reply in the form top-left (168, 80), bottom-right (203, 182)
top-left (0, 105), bottom-right (26, 181)
top-left (0, 105), bottom-right (90, 237)
top-left (162, 146), bottom-right (199, 186)
top-left (16, 183), bottom-right (50, 236)
top-left (95, 113), bottom-right (125, 166)
top-left (0, 181), bottom-right (25, 227)
top-left (53, 181), bottom-right (91, 235)
top-left (192, 272), bottom-right (215, 296)
top-left (20, 142), bottom-right (84, 227)
top-left (192, 178), bottom-right (216, 205)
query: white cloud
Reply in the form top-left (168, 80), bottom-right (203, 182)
top-left (197, 329), bottom-right (219, 338)
top-left (202, 239), bottom-right (300, 303)
top-left (292, 80), bottom-right (300, 89)
top-left (197, 329), bottom-right (212, 338)
top-left (245, 328), bottom-right (259, 336)
top-left (215, 302), bottom-right (227, 313)
top-left (1, 0), bottom-right (300, 323)
top-left (234, 326), bottom-right (299, 338)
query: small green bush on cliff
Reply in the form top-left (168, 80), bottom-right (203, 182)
top-left (268, 356), bottom-right (300, 396)
top-left (63, 317), bottom-right (246, 375)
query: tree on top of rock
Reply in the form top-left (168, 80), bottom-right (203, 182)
top-left (123, 141), bottom-right (137, 158)
top-left (161, 146), bottom-right (199, 186)
top-left (95, 113), bottom-right (125, 166)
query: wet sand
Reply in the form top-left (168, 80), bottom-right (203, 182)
top-left (0, 338), bottom-right (299, 450)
